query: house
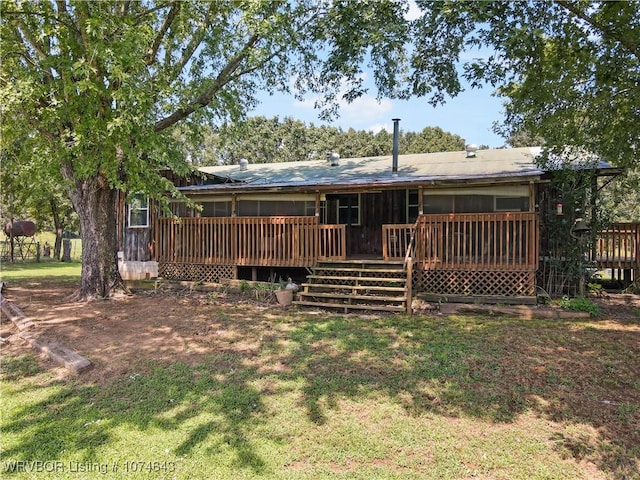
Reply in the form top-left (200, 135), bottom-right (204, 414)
top-left (117, 144), bottom-right (637, 312)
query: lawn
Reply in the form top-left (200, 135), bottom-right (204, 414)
top-left (1, 273), bottom-right (639, 479)
top-left (0, 261), bottom-right (81, 282)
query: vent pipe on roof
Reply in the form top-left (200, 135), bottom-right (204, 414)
top-left (327, 151), bottom-right (340, 166)
top-left (465, 144), bottom-right (478, 158)
top-left (392, 118), bottom-right (400, 174)
top-left (238, 158), bottom-right (249, 170)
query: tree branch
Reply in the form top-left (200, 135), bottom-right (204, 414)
top-left (55, 0), bottom-right (86, 52)
top-left (555, 0), bottom-right (640, 61)
top-left (145, 1), bottom-right (181, 66)
top-left (153, 33), bottom-right (261, 132)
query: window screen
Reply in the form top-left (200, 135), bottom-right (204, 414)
top-left (128, 194), bottom-right (149, 228)
top-left (202, 201), bottom-right (232, 217)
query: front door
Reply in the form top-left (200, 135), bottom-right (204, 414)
top-left (324, 190), bottom-right (411, 257)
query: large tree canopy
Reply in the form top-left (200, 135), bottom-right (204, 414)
top-left (0, 0), bottom-right (407, 299)
top-left (1, 0), bottom-right (638, 299)
top-left (407, 1), bottom-right (640, 170)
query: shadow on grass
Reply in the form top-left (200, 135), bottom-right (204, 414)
top-left (1, 356), bottom-right (269, 474)
top-left (1, 310), bottom-right (638, 478)
top-left (278, 314), bottom-right (639, 478)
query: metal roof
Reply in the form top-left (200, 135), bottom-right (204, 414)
top-left (182, 147), bottom-right (615, 193)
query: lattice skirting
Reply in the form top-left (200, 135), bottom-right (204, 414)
top-left (414, 269), bottom-right (536, 297)
top-left (159, 263), bottom-right (236, 282)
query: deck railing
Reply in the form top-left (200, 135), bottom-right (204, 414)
top-left (382, 224), bottom-right (414, 260)
top-left (155, 216), bottom-right (346, 267)
top-left (594, 222), bottom-right (640, 269)
top-left (384, 212), bottom-right (538, 271)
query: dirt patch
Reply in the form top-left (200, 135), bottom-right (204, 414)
top-left (591, 293), bottom-right (640, 321)
top-left (1, 279), bottom-right (638, 386)
top-left (0, 280), bottom-right (291, 383)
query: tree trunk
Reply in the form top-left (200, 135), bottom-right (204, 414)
top-left (49, 198), bottom-right (64, 260)
top-left (63, 171), bottom-right (124, 300)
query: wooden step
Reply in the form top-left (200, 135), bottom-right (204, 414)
top-left (297, 292), bottom-right (407, 303)
top-left (314, 266), bottom-right (406, 275)
top-left (293, 300), bottom-right (407, 313)
top-left (316, 260), bottom-right (404, 268)
top-left (300, 283), bottom-right (406, 293)
top-left (317, 259), bottom-right (403, 265)
top-left (306, 275), bottom-right (406, 284)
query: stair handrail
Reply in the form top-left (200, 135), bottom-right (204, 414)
top-left (403, 219), bottom-right (420, 315)
top-left (403, 219), bottom-right (419, 271)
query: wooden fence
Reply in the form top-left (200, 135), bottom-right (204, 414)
top-left (155, 216), bottom-right (346, 267)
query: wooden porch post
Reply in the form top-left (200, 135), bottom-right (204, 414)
top-left (231, 194), bottom-right (237, 262)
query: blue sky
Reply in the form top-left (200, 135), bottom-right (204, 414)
top-left (250, 83), bottom-right (508, 149)
top-left (249, 1), bottom-right (508, 149)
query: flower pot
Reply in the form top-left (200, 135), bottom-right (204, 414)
top-left (275, 289), bottom-right (293, 306)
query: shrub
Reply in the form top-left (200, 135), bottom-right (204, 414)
top-left (558, 296), bottom-right (601, 316)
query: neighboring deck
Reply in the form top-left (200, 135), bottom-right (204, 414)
top-left (594, 223), bottom-right (640, 270)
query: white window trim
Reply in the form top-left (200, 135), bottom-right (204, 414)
top-left (128, 194), bottom-right (149, 228)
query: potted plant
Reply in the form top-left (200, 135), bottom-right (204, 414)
top-left (274, 277), bottom-right (296, 306)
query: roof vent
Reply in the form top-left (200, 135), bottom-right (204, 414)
top-left (327, 152), bottom-right (340, 166)
top-left (465, 144), bottom-right (478, 158)
top-left (238, 158), bottom-right (249, 171)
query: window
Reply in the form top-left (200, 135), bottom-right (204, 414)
top-left (202, 201), bottom-right (231, 217)
top-left (495, 196), bottom-right (529, 212)
top-left (407, 189), bottom-right (419, 222)
top-left (424, 194), bottom-right (526, 214)
top-left (237, 200), bottom-right (315, 216)
top-left (455, 195), bottom-right (494, 213)
top-left (423, 195), bottom-right (454, 214)
top-left (128, 194), bottom-right (149, 228)
top-left (337, 194), bottom-right (360, 225)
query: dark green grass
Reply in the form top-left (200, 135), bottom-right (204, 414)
top-left (1, 309), bottom-right (638, 479)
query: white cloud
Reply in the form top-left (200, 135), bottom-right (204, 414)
top-left (367, 122), bottom-right (392, 134)
top-left (292, 74), bottom-right (394, 127)
top-left (340, 96), bottom-right (393, 123)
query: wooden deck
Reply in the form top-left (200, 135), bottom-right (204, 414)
top-left (593, 222), bottom-right (640, 270)
top-left (153, 215), bottom-right (638, 297)
top-left (383, 212), bottom-right (538, 271)
top-left (155, 216), bottom-right (346, 267)
top-left (156, 213), bottom-right (540, 271)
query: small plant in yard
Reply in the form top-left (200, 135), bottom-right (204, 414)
top-left (558, 296), bottom-right (601, 316)
top-left (587, 282), bottom-right (604, 297)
